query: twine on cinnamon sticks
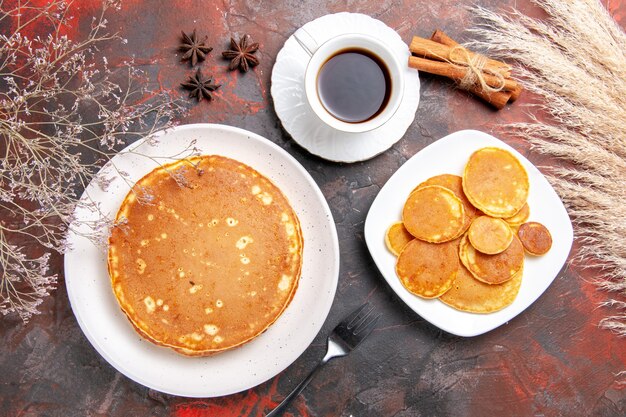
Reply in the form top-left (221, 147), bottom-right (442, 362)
top-left (408, 30), bottom-right (522, 109)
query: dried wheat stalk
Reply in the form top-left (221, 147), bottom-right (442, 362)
top-left (468, 0), bottom-right (626, 334)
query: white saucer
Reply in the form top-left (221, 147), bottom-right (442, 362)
top-left (271, 13), bottom-right (420, 163)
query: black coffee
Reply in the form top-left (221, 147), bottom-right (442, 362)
top-left (316, 48), bottom-right (391, 123)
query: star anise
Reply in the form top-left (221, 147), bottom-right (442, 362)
top-left (222, 34), bottom-right (259, 72)
top-left (179, 29), bottom-right (212, 66)
top-left (180, 69), bottom-right (220, 102)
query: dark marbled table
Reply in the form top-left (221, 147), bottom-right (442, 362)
top-left (2, 1), bottom-right (625, 416)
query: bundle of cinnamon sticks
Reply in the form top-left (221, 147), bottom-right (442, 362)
top-left (408, 30), bottom-right (522, 109)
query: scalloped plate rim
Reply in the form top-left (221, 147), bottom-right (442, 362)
top-left (270, 12), bottom-right (420, 163)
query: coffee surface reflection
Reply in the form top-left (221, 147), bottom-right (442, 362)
top-left (316, 48), bottom-right (391, 123)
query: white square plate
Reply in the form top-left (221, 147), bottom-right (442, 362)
top-left (364, 130), bottom-right (573, 337)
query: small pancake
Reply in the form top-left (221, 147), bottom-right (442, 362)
top-left (518, 222), bottom-right (552, 255)
top-left (385, 222), bottom-right (414, 256)
top-left (504, 203), bottom-right (530, 226)
top-left (463, 147), bottom-right (529, 218)
top-left (108, 155), bottom-right (303, 356)
top-left (467, 215), bottom-right (514, 255)
top-left (402, 185), bottom-right (465, 243)
top-left (414, 174), bottom-right (480, 237)
top-left (440, 264), bottom-right (523, 313)
top-left (459, 234), bottom-right (524, 285)
top-left (396, 239), bottom-right (459, 298)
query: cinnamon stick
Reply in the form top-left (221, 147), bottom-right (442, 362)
top-left (410, 36), bottom-right (511, 78)
top-left (508, 82), bottom-right (523, 102)
top-left (430, 29), bottom-right (512, 109)
top-left (471, 87), bottom-right (512, 110)
top-left (430, 29), bottom-right (523, 104)
top-left (430, 29), bottom-right (456, 47)
top-left (408, 55), bottom-right (519, 92)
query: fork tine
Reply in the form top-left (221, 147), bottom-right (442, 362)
top-left (339, 303), bottom-right (369, 329)
top-left (348, 306), bottom-right (374, 331)
top-left (354, 313), bottom-right (381, 338)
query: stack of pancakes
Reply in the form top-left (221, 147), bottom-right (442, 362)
top-left (108, 155), bottom-right (303, 356)
top-left (386, 147), bottom-right (552, 313)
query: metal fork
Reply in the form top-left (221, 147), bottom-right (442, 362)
top-left (265, 303), bottom-right (381, 417)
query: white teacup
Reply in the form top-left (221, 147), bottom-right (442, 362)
top-left (295, 30), bottom-right (405, 133)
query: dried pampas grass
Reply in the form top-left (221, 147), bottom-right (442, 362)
top-left (469, 0), bottom-right (626, 335)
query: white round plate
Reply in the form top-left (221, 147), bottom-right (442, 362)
top-left (364, 130), bottom-right (574, 337)
top-left (64, 124), bottom-right (339, 397)
top-left (271, 12), bottom-right (420, 163)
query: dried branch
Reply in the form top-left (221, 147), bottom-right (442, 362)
top-left (0, 0), bottom-right (185, 322)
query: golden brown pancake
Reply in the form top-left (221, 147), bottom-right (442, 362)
top-left (414, 174), bottom-right (480, 236)
top-left (463, 147), bottom-right (529, 218)
top-left (440, 264), bottom-right (523, 313)
top-left (395, 238), bottom-right (459, 298)
top-left (402, 186), bottom-right (465, 243)
top-left (459, 234), bottom-right (524, 285)
top-left (467, 215), bottom-right (514, 255)
top-left (108, 155), bottom-right (303, 356)
top-left (504, 203), bottom-right (530, 226)
top-left (384, 222), bottom-right (414, 256)
top-left (518, 221), bottom-right (552, 256)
